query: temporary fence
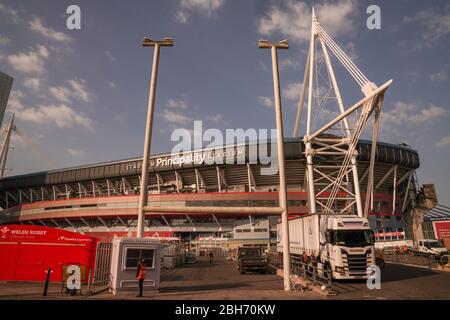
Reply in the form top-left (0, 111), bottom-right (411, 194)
top-left (382, 250), bottom-right (443, 269)
top-left (87, 242), bottom-right (112, 293)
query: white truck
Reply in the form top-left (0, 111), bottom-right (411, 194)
top-left (277, 214), bottom-right (376, 280)
top-left (415, 239), bottom-right (448, 256)
top-left (375, 239), bottom-right (414, 251)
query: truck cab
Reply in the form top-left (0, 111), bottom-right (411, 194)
top-left (416, 239), bottom-right (448, 256)
top-left (322, 215), bottom-right (376, 280)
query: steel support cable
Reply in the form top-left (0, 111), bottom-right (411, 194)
top-left (318, 37), bottom-right (350, 137)
top-left (326, 101), bottom-right (372, 207)
top-left (317, 26), bottom-right (369, 85)
top-left (364, 97), bottom-right (382, 217)
top-left (317, 29), bottom-right (367, 88)
top-left (324, 97), bottom-right (375, 211)
top-left (293, 47), bottom-right (310, 137)
top-left (323, 88), bottom-right (379, 210)
top-left (317, 26), bottom-right (369, 87)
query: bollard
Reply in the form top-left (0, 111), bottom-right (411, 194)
top-left (43, 268), bottom-right (52, 296)
top-left (87, 268), bottom-right (92, 294)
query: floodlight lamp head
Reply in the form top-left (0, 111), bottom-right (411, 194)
top-left (142, 37), bottom-right (155, 47)
top-left (161, 38), bottom-right (174, 47)
top-left (258, 39), bottom-right (271, 49)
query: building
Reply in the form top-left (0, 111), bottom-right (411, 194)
top-left (422, 204), bottom-right (450, 249)
top-left (0, 138), bottom-right (420, 243)
top-left (0, 71), bottom-right (13, 127)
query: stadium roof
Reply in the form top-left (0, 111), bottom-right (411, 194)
top-left (424, 204), bottom-right (450, 221)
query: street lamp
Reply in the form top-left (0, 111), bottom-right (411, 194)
top-left (137, 37), bottom-right (174, 238)
top-left (258, 39), bottom-right (291, 291)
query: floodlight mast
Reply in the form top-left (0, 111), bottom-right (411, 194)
top-left (137, 37), bottom-right (174, 238)
top-left (258, 39), bottom-right (291, 292)
top-left (293, 9), bottom-right (393, 218)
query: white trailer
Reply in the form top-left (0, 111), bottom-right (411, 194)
top-left (277, 214), bottom-right (376, 280)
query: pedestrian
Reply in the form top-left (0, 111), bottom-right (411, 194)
top-left (209, 251), bottom-right (214, 264)
top-left (136, 258), bottom-right (148, 297)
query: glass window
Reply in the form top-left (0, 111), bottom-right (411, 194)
top-left (331, 230), bottom-right (374, 247)
top-left (125, 248), bottom-right (154, 269)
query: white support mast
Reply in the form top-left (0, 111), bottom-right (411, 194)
top-left (0, 113), bottom-right (15, 179)
top-left (294, 9), bottom-right (393, 217)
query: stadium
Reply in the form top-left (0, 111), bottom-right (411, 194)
top-left (0, 137), bottom-right (420, 244)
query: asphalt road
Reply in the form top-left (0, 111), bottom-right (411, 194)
top-left (329, 262), bottom-right (450, 299)
top-left (0, 257), bottom-right (448, 299)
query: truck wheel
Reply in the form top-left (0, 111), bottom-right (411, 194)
top-left (240, 270), bottom-right (246, 274)
top-left (260, 269), bottom-right (266, 274)
top-left (438, 256), bottom-right (448, 266)
top-left (376, 257), bottom-right (385, 269)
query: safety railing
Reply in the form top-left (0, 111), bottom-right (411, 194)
top-left (268, 253), bottom-right (332, 287)
top-left (382, 251), bottom-right (440, 269)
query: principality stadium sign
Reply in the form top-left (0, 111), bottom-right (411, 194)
top-left (125, 147), bottom-right (246, 171)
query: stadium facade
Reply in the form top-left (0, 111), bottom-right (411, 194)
top-left (0, 138), bottom-right (420, 243)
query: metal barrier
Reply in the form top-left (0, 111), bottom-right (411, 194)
top-left (383, 251), bottom-right (439, 269)
top-left (268, 253), bottom-right (332, 287)
top-left (290, 255), bottom-right (332, 287)
top-left (88, 242), bottom-right (112, 293)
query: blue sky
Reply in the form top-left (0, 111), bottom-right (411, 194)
top-left (0, 0), bottom-right (449, 204)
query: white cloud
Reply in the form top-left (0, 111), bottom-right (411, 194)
top-left (207, 114), bottom-right (224, 123)
top-left (29, 17), bottom-right (71, 42)
top-left (404, 8), bottom-right (450, 46)
top-left (343, 41), bottom-right (358, 62)
top-left (15, 104), bottom-right (92, 129)
top-left (68, 78), bottom-right (91, 102)
top-left (257, 96), bottom-right (273, 108)
top-left (7, 45), bottom-right (49, 74)
top-left (7, 90), bottom-right (25, 111)
top-left (430, 71), bottom-right (448, 82)
top-left (49, 86), bottom-right (71, 103)
top-left (282, 82), bottom-right (302, 101)
top-left (23, 78), bottom-right (41, 91)
top-left (174, 11), bottom-right (189, 24)
top-left (436, 135), bottom-right (450, 148)
top-left (104, 51), bottom-right (116, 62)
top-left (159, 109), bottom-right (192, 125)
top-left (10, 90), bottom-right (92, 129)
top-left (382, 102), bottom-right (448, 126)
top-left (108, 81), bottom-right (116, 88)
top-left (67, 148), bottom-right (86, 157)
top-left (0, 34), bottom-right (11, 46)
top-left (49, 79), bottom-right (91, 103)
top-left (0, 4), bottom-right (20, 23)
top-left (280, 56), bottom-right (301, 70)
top-left (258, 0), bottom-right (357, 43)
top-left (167, 98), bottom-right (188, 109)
top-left (175, 0), bottom-right (225, 24)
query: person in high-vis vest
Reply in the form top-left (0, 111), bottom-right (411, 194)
top-left (136, 258), bottom-right (148, 297)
